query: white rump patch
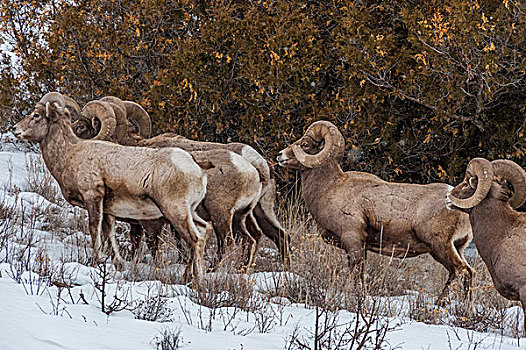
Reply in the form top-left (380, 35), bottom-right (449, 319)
top-left (170, 148), bottom-right (201, 175)
top-left (241, 146), bottom-right (269, 174)
top-left (229, 151), bottom-right (258, 176)
top-left (195, 174), bottom-right (207, 205)
top-left (229, 151), bottom-right (260, 211)
top-left (233, 189), bottom-right (260, 213)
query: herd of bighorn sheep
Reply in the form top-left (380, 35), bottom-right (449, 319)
top-left (11, 92), bottom-right (526, 330)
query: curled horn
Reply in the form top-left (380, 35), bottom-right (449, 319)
top-left (491, 159), bottom-right (526, 209)
top-left (123, 101), bottom-right (151, 138)
top-left (100, 96), bottom-right (128, 142)
top-left (291, 120), bottom-right (345, 168)
top-left (100, 96), bottom-right (126, 113)
top-left (38, 92), bottom-right (66, 110)
top-left (63, 95), bottom-right (81, 119)
top-left (448, 158), bottom-right (494, 209)
top-left (81, 101), bottom-right (116, 141)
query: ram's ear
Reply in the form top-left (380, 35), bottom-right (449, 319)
top-left (468, 176), bottom-right (478, 189)
top-left (91, 118), bottom-right (101, 130)
top-left (46, 102), bottom-right (61, 120)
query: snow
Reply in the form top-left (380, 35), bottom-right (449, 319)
top-left (0, 151), bottom-right (31, 189)
top-left (0, 37), bottom-right (19, 71)
top-left (0, 141), bottom-right (524, 349)
top-left (0, 268), bottom-right (523, 350)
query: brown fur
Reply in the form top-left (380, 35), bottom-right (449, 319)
top-left (277, 121), bottom-right (474, 299)
top-left (75, 118), bottom-right (290, 266)
top-left (449, 167), bottom-right (526, 332)
top-left (136, 134), bottom-right (289, 265)
top-left (12, 99), bottom-right (209, 280)
top-left (132, 149), bottom-right (263, 267)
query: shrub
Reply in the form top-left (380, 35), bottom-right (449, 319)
top-left (151, 326), bottom-right (183, 350)
top-left (2, 0), bottom-right (526, 190)
top-left (133, 294), bottom-right (173, 322)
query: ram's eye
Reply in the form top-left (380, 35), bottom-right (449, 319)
top-left (301, 143), bottom-right (308, 148)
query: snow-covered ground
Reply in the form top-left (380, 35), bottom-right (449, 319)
top-left (0, 138), bottom-right (524, 349)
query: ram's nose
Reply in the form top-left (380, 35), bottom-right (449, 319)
top-left (276, 150), bottom-right (284, 163)
top-left (10, 125), bottom-right (21, 138)
top-left (276, 150), bottom-right (289, 166)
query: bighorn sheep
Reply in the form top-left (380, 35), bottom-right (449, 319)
top-left (72, 97), bottom-right (151, 141)
top-left (74, 98), bottom-right (290, 266)
top-left (71, 96), bottom-right (139, 143)
top-left (134, 149), bottom-right (264, 267)
top-left (72, 97), bottom-right (265, 266)
top-left (277, 120), bottom-right (474, 298)
top-left (447, 157), bottom-right (526, 331)
top-left (135, 134), bottom-right (286, 263)
top-left (12, 92), bottom-right (210, 280)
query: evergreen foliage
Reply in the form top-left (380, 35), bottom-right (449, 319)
top-left (1, 0), bottom-right (525, 186)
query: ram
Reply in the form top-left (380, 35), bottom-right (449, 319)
top-left (72, 95), bottom-right (134, 143)
top-left (74, 97), bottom-right (289, 266)
top-left (12, 92), bottom-right (210, 280)
top-left (132, 149), bottom-right (263, 267)
top-left (447, 157), bottom-right (526, 332)
top-left (277, 120), bottom-right (474, 299)
top-left (73, 97), bottom-right (264, 266)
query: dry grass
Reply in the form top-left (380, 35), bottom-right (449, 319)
top-left (263, 195), bottom-right (525, 338)
top-left (24, 154), bottom-right (63, 206)
top-left (6, 155), bottom-right (523, 341)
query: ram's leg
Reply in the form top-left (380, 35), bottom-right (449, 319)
top-left (454, 236), bottom-right (476, 298)
top-left (190, 201), bottom-right (212, 279)
top-left (253, 204), bottom-right (291, 268)
top-left (360, 250), bottom-right (368, 289)
top-left (102, 214), bottom-right (125, 270)
top-left (85, 198), bottom-right (104, 266)
top-left (258, 179), bottom-right (284, 233)
top-left (339, 230), bottom-right (367, 291)
top-left (232, 207), bottom-right (258, 270)
top-left (129, 222), bottom-right (144, 257)
top-left (168, 225), bottom-right (189, 264)
top-left (139, 220), bottom-right (164, 259)
top-left (200, 194), bottom-right (235, 265)
top-left (245, 211), bottom-right (264, 269)
top-left (430, 241), bottom-right (469, 304)
top-left (210, 212), bottom-right (234, 264)
top-left (186, 219), bottom-right (211, 281)
top-left (160, 203), bottom-right (207, 282)
top-left (321, 228), bottom-right (354, 269)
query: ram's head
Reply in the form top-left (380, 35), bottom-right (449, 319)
top-left (277, 120), bottom-right (345, 170)
top-left (72, 96), bottom-right (151, 143)
top-left (447, 158), bottom-right (526, 212)
top-left (12, 93), bottom-right (67, 142)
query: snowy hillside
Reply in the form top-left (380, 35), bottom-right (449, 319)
top-left (0, 138), bottom-right (524, 350)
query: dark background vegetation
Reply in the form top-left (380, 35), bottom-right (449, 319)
top-left (1, 0), bottom-right (525, 190)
